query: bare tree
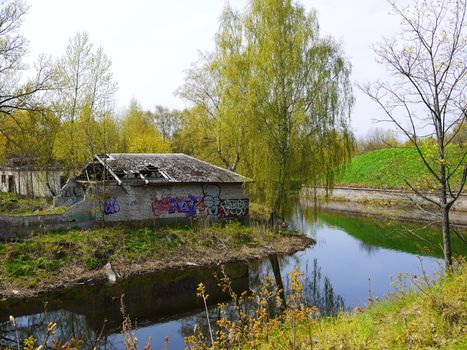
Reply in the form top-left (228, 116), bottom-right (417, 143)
top-left (0, 0), bottom-right (55, 123)
top-left (361, 0), bottom-right (466, 267)
top-left (357, 127), bottom-right (399, 153)
top-left (153, 105), bottom-right (182, 141)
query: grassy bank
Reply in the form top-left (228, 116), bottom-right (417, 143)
top-left (184, 262), bottom-right (466, 349)
top-left (0, 193), bottom-right (66, 216)
top-left (238, 262), bottom-right (466, 350)
top-left (337, 147), bottom-right (465, 190)
top-left (0, 221), bottom-right (313, 298)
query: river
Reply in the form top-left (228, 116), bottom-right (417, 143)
top-left (1, 200), bottom-right (465, 349)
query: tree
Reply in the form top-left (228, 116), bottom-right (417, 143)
top-left (0, 109), bottom-right (60, 196)
top-left (0, 0), bottom-right (55, 148)
top-left (153, 105), bottom-right (182, 142)
top-left (226, 0), bottom-right (353, 220)
top-left (177, 51), bottom-right (247, 172)
top-left (179, 1), bottom-right (353, 221)
top-left (53, 32), bottom-right (118, 175)
top-left (361, 0), bottom-right (467, 267)
top-left (357, 127), bottom-right (399, 154)
top-left (121, 100), bottom-right (170, 153)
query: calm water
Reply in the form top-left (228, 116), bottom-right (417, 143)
top-left (1, 200), bottom-right (462, 349)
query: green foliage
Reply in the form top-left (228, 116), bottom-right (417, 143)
top-left (0, 110), bottom-right (60, 167)
top-left (0, 193), bottom-right (66, 216)
top-left (53, 106), bottom-right (123, 175)
top-left (178, 0), bottom-right (354, 216)
top-left (121, 100), bottom-right (170, 153)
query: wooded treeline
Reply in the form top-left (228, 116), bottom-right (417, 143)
top-left (0, 0), bottom-right (354, 217)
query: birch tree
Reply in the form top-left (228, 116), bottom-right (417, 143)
top-left (53, 32), bottom-right (118, 175)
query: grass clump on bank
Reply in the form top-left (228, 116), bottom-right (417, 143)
top-left (185, 262), bottom-right (466, 350)
top-left (0, 221), bottom-right (301, 295)
top-left (0, 193), bottom-right (66, 216)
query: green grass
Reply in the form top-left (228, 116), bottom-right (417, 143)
top-left (0, 222), bottom-right (278, 291)
top-left (318, 212), bottom-right (467, 258)
top-left (336, 147), bottom-right (465, 190)
top-left (0, 193), bottom-right (66, 216)
top-left (237, 261), bottom-right (467, 349)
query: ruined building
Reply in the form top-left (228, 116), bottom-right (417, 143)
top-left (0, 158), bottom-right (64, 197)
top-left (54, 153), bottom-right (249, 223)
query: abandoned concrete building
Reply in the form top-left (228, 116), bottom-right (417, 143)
top-left (54, 153), bottom-right (249, 223)
top-left (0, 158), bottom-right (64, 197)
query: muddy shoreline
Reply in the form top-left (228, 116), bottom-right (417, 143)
top-left (0, 234), bottom-right (314, 300)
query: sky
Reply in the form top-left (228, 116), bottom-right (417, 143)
top-left (21, 0), bottom-right (402, 138)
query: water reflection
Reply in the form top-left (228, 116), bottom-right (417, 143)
top-left (301, 258), bottom-right (345, 316)
top-left (1, 200), bottom-right (459, 349)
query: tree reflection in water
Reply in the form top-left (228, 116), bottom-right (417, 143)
top-left (250, 255), bottom-right (345, 317)
top-left (299, 258), bottom-right (345, 316)
top-left (181, 256), bottom-right (346, 343)
top-left (0, 309), bottom-right (120, 350)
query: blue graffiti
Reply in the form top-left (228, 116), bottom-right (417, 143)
top-left (152, 194), bottom-right (204, 217)
top-left (104, 197), bottom-right (120, 215)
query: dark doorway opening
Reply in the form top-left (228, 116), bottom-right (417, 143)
top-left (8, 175), bottom-right (16, 193)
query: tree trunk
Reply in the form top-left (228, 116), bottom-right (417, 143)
top-left (269, 255), bottom-right (286, 310)
top-left (439, 159), bottom-right (452, 268)
top-left (442, 205), bottom-right (452, 268)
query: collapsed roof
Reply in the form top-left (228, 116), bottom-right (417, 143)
top-left (75, 153), bottom-right (248, 185)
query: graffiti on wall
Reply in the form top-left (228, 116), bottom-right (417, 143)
top-left (202, 184), bottom-right (221, 218)
top-left (151, 194), bottom-right (204, 217)
top-left (151, 185), bottom-right (248, 219)
top-left (103, 197), bottom-right (120, 215)
top-left (220, 199), bottom-right (249, 217)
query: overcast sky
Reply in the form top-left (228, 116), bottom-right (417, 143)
top-left (22, 0), bottom-right (402, 137)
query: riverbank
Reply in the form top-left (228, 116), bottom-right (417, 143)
top-left (300, 186), bottom-right (467, 226)
top-left (183, 261), bottom-right (466, 349)
top-left (233, 261), bottom-right (467, 349)
top-left (0, 222), bottom-right (314, 299)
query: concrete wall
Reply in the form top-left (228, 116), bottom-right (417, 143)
top-left (300, 186), bottom-right (467, 211)
top-left (0, 182), bottom-right (248, 240)
top-left (98, 182), bottom-right (248, 222)
top-left (0, 168), bottom-right (64, 197)
top-left (300, 186), bottom-right (467, 225)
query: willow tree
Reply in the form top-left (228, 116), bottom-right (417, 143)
top-left (177, 8), bottom-right (250, 172)
top-left (121, 101), bottom-right (170, 153)
top-left (239, 0), bottom-right (353, 220)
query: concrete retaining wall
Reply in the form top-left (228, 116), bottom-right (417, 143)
top-left (300, 186), bottom-right (467, 225)
top-left (300, 186), bottom-right (467, 211)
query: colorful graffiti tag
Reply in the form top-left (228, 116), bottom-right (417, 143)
top-left (220, 199), bottom-right (249, 217)
top-left (202, 184), bottom-right (221, 218)
top-left (151, 194), bottom-right (204, 217)
top-left (103, 197), bottom-right (120, 215)
top-left (151, 185), bottom-right (248, 219)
